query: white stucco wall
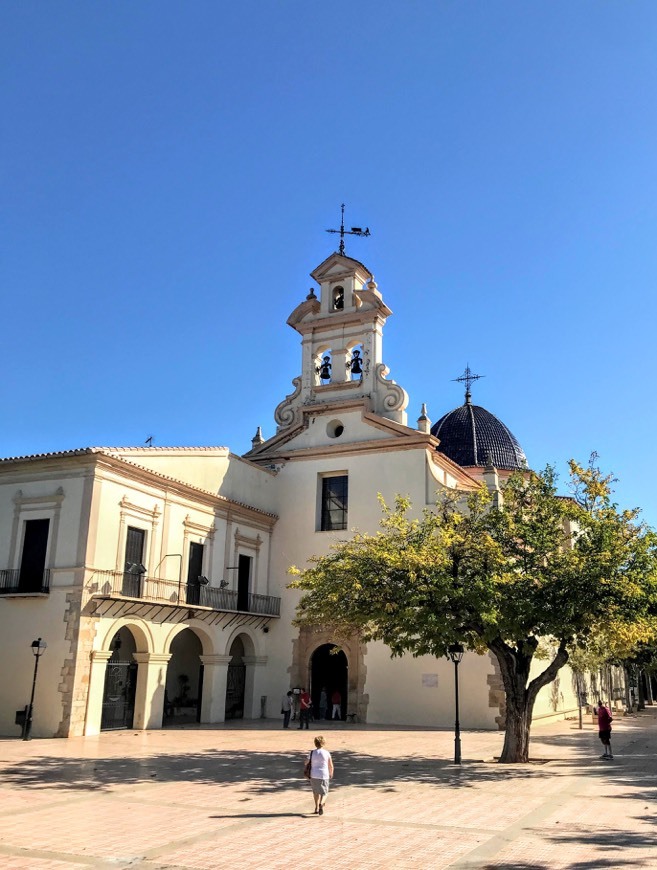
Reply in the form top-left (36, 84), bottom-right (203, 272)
top-left (0, 464), bottom-right (91, 737)
top-left (363, 643), bottom-right (497, 729)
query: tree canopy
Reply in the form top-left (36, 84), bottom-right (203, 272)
top-left (290, 461), bottom-right (657, 762)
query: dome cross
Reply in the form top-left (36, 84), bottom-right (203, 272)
top-left (453, 365), bottom-right (484, 403)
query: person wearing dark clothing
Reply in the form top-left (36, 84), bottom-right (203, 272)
top-left (597, 700), bottom-right (613, 759)
top-left (318, 688), bottom-right (328, 721)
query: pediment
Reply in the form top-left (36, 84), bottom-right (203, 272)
top-left (310, 252), bottom-right (372, 284)
top-left (244, 403), bottom-right (425, 463)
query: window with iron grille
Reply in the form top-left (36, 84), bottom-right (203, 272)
top-left (320, 475), bottom-right (348, 531)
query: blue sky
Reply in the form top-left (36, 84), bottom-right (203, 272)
top-left (2, 2), bottom-right (656, 523)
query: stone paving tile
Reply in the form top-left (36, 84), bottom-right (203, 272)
top-left (0, 712), bottom-right (655, 869)
top-left (158, 817), bottom-right (484, 870)
top-left (482, 832), bottom-right (656, 868)
top-left (540, 796), bottom-right (656, 829)
top-left (0, 800), bottom-right (215, 861)
top-left (1, 860), bottom-right (90, 870)
top-left (0, 787), bottom-right (86, 814)
top-left (337, 783), bottom-right (544, 831)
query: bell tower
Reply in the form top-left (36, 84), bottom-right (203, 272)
top-left (273, 252), bottom-right (409, 432)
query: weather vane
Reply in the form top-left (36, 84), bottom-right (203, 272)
top-left (453, 365), bottom-right (483, 402)
top-left (326, 203), bottom-right (370, 256)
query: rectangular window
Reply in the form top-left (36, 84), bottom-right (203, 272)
top-left (187, 542), bottom-right (204, 605)
top-left (123, 526), bottom-right (145, 597)
top-left (320, 475), bottom-right (348, 531)
top-left (237, 554), bottom-right (251, 612)
top-left (18, 519), bottom-right (50, 592)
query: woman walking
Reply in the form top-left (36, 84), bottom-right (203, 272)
top-left (306, 735), bottom-right (334, 815)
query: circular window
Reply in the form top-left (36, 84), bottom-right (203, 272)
top-left (327, 419), bottom-right (344, 439)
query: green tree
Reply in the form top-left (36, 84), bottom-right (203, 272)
top-left (290, 463), bottom-right (657, 762)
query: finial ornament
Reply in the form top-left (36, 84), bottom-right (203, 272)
top-left (417, 403), bottom-right (431, 433)
top-left (453, 365), bottom-right (484, 404)
top-left (326, 203), bottom-right (371, 256)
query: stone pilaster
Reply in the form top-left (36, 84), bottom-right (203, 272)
top-left (84, 650), bottom-right (113, 736)
top-left (132, 652), bottom-right (171, 730)
top-left (199, 654), bottom-right (232, 723)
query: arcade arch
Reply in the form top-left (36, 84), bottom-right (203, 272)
top-left (291, 627), bottom-right (369, 722)
top-left (165, 628), bottom-right (204, 723)
top-left (310, 643), bottom-right (348, 720)
top-left (100, 626), bottom-right (138, 731)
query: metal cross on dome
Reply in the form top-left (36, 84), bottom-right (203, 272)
top-left (326, 203), bottom-right (370, 256)
top-left (453, 365), bottom-right (484, 402)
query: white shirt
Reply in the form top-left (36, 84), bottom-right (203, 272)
top-left (309, 747), bottom-right (331, 779)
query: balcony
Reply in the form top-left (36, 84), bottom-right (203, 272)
top-left (90, 570), bottom-right (280, 618)
top-left (0, 569), bottom-right (50, 596)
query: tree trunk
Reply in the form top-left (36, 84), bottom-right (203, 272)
top-left (490, 637), bottom-right (569, 763)
top-left (500, 690), bottom-right (534, 762)
top-left (638, 668), bottom-right (646, 711)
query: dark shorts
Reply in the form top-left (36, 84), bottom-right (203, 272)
top-left (598, 729), bottom-right (611, 743)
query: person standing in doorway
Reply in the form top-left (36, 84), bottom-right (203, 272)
top-left (298, 688), bottom-right (312, 729)
top-left (281, 690), bottom-right (293, 729)
top-left (306, 735), bottom-right (334, 815)
top-left (331, 689), bottom-right (342, 720)
top-left (597, 699), bottom-right (613, 759)
top-left (318, 687), bottom-right (328, 721)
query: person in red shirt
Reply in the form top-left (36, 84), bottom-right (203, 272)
top-left (596, 699), bottom-right (613, 760)
top-left (298, 689), bottom-right (311, 730)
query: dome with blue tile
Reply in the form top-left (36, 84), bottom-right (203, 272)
top-left (431, 377), bottom-right (527, 471)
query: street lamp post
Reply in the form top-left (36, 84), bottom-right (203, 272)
top-left (24, 638), bottom-right (47, 740)
top-left (447, 643), bottom-right (464, 764)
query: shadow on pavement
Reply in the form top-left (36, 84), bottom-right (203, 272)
top-left (480, 862), bottom-right (646, 870)
top-left (1, 739), bottom-right (656, 809)
top-left (209, 812), bottom-right (310, 819)
top-left (0, 748), bottom-right (552, 793)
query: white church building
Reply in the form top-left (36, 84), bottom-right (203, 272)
top-left (0, 250), bottom-right (583, 738)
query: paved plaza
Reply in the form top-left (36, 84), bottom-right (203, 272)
top-left (0, 708), bottom-right (656, 869)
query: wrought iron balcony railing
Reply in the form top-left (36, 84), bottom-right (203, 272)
top-left (0, 569), bottom-right (50, 595)
top-left (90, 570), bottom-right (280, 617)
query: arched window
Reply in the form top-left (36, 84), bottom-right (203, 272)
top-left (347, 344), bottom-right (363, 380)
top-left (315, 350), bottom-right (332, 384)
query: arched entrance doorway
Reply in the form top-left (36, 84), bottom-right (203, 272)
top-left (225, 636), bottom-right (246, 720)
top-left (165, 628), bottom-right (204, 723)
top-left (101, 627), bottom-right (138, 730)
top-left (310, 644), bottom-right (348, 721)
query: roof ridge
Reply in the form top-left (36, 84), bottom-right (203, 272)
top-left (100, 452), bottom-right (277, 517)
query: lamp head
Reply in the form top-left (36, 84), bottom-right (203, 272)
top-left (31, 638), bottom-right (47, 657)
top-left (447, 643), bottom-right (464, 664)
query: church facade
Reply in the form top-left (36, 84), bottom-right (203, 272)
top-left (0, 251), bottom-right (584, 738)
